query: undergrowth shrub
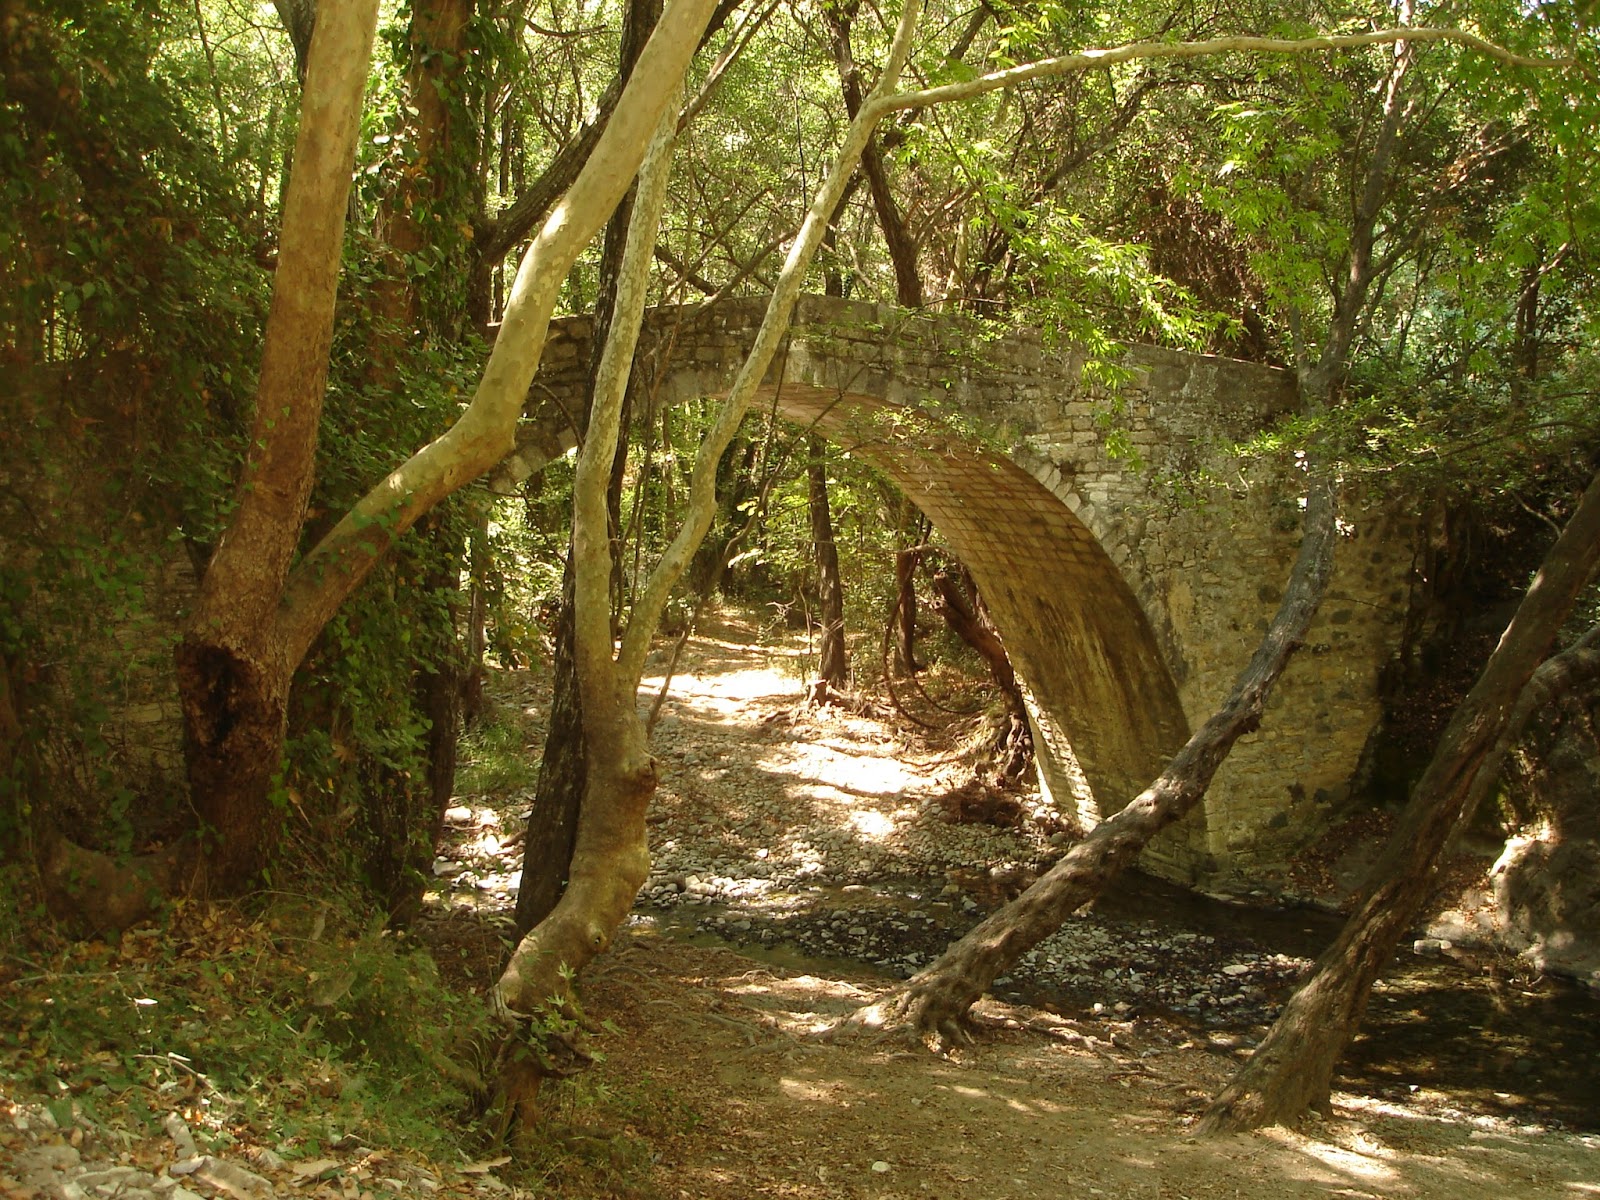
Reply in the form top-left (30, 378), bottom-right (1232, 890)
top-left (0, 896), bottom-right (494, 1161)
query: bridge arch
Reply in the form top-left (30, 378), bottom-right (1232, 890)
top-left (498, 294), bottom-right (1412, 886)
top-left (743, 381), bottom-right (1190, 829)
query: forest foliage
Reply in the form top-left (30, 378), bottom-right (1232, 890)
top-left (1, 0), bottom-right (1598, 1130)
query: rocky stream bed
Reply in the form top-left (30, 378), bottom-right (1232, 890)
top-left (427, 617), bottom-right (1600, 1135)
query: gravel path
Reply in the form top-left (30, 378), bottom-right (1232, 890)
top-left (629, 618), bottom-right (1323, 1032)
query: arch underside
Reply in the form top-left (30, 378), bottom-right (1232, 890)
top-left (755, 383), bottom-right (1190, 823)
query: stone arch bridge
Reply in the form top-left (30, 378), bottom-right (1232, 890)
top-left (495, 295), bottom-right (1412, 886)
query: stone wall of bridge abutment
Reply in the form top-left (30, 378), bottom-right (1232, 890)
top-left (513, 295), bottom-right (1416, 888)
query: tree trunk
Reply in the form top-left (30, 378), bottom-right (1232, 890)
top-left (496, 0), bottom-right (926, 1017)
top-left (808, 435), bottom-right (849, 693)
top-left (892, 545), bottom-right (923, 676)
top-left (928, 568), bottom-right (1030, 779)
top-left (345, 0), bottom-right (477, 916)
top-left (689, 434), bottom-right (760, 596)
top-left (847, 482), bottom-right (1336, 1048)
top-left (409, 520), bottom-right (466, 915)
top-left (511, 0), bottom-right (660, 937)
top-left (514, 556), bottom-right (585, 935)
top-left (1199, 468), bottom-right (1600, 1134)
top-left (824, 0), bottom-right (923, 308)
top-left (175, 0), bottom-right (381, 887)
top-left (462, 510), bottom-right (489, 727)
top-left (0, 652), bottom-right (29, 834)
top-left (174, 0), bottom-right (717, 890)
top-left (370, 0), bottom-right (477, 340)
top-left (495, 91), bottom-right (683, 1017)
top-left (496, 717), bottom-right (658, 1014)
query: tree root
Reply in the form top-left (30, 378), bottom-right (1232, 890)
top-left (483, 1004), bottom-right (599, 1146)
top-left (824, 983), bottom-right (979, 1055)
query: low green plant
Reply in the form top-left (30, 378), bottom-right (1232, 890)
top-left (456, 699), bottom-right (542, 797)
top-left (0, 897), bottom-right (495, 1162)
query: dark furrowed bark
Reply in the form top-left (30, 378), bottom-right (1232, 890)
top-left (515, 557), bottom-right (585, 935)
top-left (929, 569), bottom-right (1030, 777)
top-left (809, 435), bottom-right (849, 691)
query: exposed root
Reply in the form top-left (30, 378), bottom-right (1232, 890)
top-left (822, 985), bottom-right (978, 1055)
top-left (484, 1002), bottom-right (599, 1146)
top-left (804, 678), bottom-right (852, 708)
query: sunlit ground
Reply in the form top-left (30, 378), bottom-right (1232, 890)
top-left (643, 634), bottom-right (941, 856)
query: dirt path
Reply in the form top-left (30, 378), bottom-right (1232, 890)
top-left (431, 613), bottom-right (1600, 1199)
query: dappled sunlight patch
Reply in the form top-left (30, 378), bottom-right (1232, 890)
top-left (779, 1075), bottom-right (844, 1103)
top-left (719, 971), bottom-right (882, 1035)
top-left (723, 971), bottom-right (875, 1004)
top-left (1253, 1128), bottom-right (1404, 1190)
top-left (936, 1082), bottom-right (1048, 1117)
top-left (763, 743), bottom-right (931, 802)
top-left (642, 655), bottom-right (804, 723)
top-left (847, 808), bottom-right (898, 840)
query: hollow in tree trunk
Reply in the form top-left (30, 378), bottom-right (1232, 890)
top-left (180, 0), bottom-right (719, 894)
top-left (845, 483), bottom-right (1336, 1048)
top-left (176, 0), bottom-right (380, 888)
top-left (1199, 468), bottom-right (1600, 1134)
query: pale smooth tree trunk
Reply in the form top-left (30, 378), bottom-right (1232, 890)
top-left (494, 0), bottom-right (928, 1018)
top-left (1200, 468), bottom-right (1600, 1133)
top-left (493, 93), bottom-right (684, 1017)
top-left (488, 12), bottom-right (1538, 1017)
top-left (176, 0), bottom-right (719, 886)
top-left (513, 0), bottom-right (662, 938)
top-left (175, 0), bottom-right (380, 886)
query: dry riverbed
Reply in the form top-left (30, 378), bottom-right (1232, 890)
top-left (9, 613), bottom-right (1596, 1200)
top-left (419, 612), bottom-right (1600, 1199)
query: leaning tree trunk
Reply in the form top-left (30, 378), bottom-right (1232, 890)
top-left (493, 90), bottom-right (683, 1019)
top-left (809, 435), bottom-right (850, 694)
top-left (512, 0), bottom-right (661, 936)
top-left (1199, 468), bottom-right (1600, 1134)
top-left (172, 0), bottom-right (718, 894)
top-left (846, 482), bottom-right (1336, 1048)
top-left (495, 0), bottom-right (924, 1019)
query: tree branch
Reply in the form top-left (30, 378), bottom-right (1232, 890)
top-left (277, 0), bottom-right (721, 666)
top-left (617, 0), bottom-right (925, 684)
top-left (882, 29), bottom-right (1568, 115)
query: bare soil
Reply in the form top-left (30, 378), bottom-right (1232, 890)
top-left (431, 612), bottom-right (1600, 1199)
top-left (8, 617), bottom-right (1597, 1200)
